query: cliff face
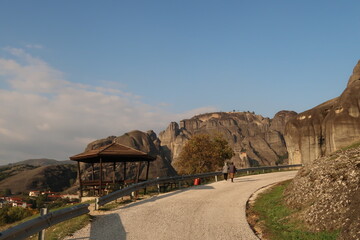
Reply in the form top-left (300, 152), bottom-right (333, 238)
top-left (159, 111), bottom-right (297, 169)
top-left (285, 60), bottom-right (360, 164)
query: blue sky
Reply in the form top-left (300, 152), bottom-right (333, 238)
top-left (0, 1), bottom-right (359, 164)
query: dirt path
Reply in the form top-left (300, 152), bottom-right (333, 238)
top-left (65, 171), bottom-right (298, 240)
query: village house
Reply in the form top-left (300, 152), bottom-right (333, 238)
top-left (41, 191), bottom-right (56, 195)
top-left (61, 194), bottom-right (79, 200)
top-left (2, 197), bottom-right (32, 208)
top-left (28, 190), bottom-right (40, 197)
top-left (0, 197), bottom-right (6, 208)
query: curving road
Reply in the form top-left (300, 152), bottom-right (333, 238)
top-left (65, 171), bottom-right (298, 240)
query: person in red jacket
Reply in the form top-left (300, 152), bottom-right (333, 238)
top-left (228, 162), bottom-right (237, 182)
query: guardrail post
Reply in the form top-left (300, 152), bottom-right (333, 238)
top-left (156, 177), bottom-right (160, 194)
top-left (215, 175), bottom-right (218, 182)
top-left (178, 180), bottom-right (182, 189)
top-left (38, 208), bottom-right (48, 240)
top-left (95, 198), bottom-right (99, 210)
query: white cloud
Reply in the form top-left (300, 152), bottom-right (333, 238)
top-left (0, 48), bottom-right (217, 165)
top-left (1, 47), bottom-right (66, 93)
top-left (25, 44), bottom-right (43, 49)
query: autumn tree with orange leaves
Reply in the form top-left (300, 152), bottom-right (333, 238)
top-left (175, 134), bottom-right (234, 175)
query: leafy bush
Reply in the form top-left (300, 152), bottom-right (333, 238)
top-left (0, 206), bottom-right (33, 226)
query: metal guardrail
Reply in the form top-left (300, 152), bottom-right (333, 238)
top-left (96, 164), bottom-right (302, 209)
top-left (0, 204), bottom-right (89, 240)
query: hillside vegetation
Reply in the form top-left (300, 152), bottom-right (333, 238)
top-left (0, 164), bottom-right (37, 183)
top-left (0, 164), bottom-right (77, 194)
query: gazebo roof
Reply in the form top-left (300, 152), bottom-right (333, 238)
top-left (69, 142), bottom-right (156, 163)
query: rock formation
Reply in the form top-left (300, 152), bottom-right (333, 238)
top-left (285, 60), bottom-right (360, 164)
top-left (159, 111), bottom-right (297, 169)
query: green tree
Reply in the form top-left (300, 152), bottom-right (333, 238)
top-left (0, 206), bottom-right (10, 225)
top-left (0, 188), bottom-right (12, 196)
top-left (35, 194), bottom-right (48, 209)
top-left (6, 207), bottom-right (32, 222)
top-left (175, 134), bottom-right (234, 175)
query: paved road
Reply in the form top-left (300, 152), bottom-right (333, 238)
top-left (65, 171), bottom-right (298, 240)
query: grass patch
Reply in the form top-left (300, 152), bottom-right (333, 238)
top-left (27, 214), bottom-right (91, 240)
top-left (0, 204), bottom-right (92, 239)
top-left (341, 141), bottom-right (360, 151)
top-left (250, 180), bottom-right (339, 240)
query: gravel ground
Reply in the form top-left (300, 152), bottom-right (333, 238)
top-left (64, 171), bottom-right (297, 240)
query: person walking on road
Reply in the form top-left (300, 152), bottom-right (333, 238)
top-left (222, 162), bottom-right (229, 181)
top-left (228, 162), bottom-right (237, 182)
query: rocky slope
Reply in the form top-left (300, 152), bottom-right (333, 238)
top-left (284, 143), bottom-right (360, 240)
top-left (159, 111), bottom-right (297, 169)
top-left (285, 60), bottom-right (360, 164)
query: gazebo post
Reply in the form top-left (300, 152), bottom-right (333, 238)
top-left (135, 161), bottom-right (141, 183)
top-left (113, 162), bottom-right (116, 184)
top-left (134, 162), bottom-right (142, 199)
top-left (123, 162), bottom-right (127, 182)
top-left (92, 163), bottom-right (95, 194)
top-left (99, 158), bottom-right (103, 196)
top-left (145, 160), bottom-right (150, 180)
top-left (77, 161), bottom-right (83, 198)
top-left (144, 160), bottom-right (150, 194)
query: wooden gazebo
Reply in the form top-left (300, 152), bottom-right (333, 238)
top-left (70, 142), bottom-right (156, 197)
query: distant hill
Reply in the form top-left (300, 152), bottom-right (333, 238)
top-left (0, 164), bottom-right (77, 194)
top-left (0, 158), bottom-right (77, 194)
top-left (4, 158), bottom-right (75, 167)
